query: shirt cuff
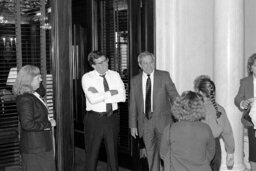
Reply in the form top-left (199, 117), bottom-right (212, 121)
top-left (240, 101), bottom-right (245, 110)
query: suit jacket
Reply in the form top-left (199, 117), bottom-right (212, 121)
top-left (129, 69), bottom-right (179, 137)
top-left (16, 93), bottom-right (52, 154)
top-left (235, 76), bottom-right (253, 110)
top-left (234, 76), bottom-right (254, 125)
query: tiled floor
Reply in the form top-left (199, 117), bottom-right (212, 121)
top-left (4, 147), bottom-right (132, 171)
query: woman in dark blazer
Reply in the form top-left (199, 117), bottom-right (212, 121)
top-left (235, 53), bottom-right (256, 171)
top-left (13, 65), bottom-right (56, 171)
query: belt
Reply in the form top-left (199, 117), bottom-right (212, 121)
top-left (88, 110), bottom-right (118, 117)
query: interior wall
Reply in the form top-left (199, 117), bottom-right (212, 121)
top-left (245, 0), bottom-right (256, 76)
top-left (177, 0), bottom-right (214, 92)
top-left (155, 0), bottom-right (214, 94)
top-left (155, 1), bottom-right (256, 169)
top-left (156, 0), bottom-right (256, 93)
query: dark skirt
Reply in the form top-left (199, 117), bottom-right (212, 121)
top-left (22, 151), bottom-right (55, 171)
top-left (248, 127), bottom-right (256, 162)
top-left (210, 138), bottom-right (221, 171)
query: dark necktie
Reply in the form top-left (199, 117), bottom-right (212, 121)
top-left (100, 74), bottom-right (113, 114)
top-left (145, 74), bottom-right (152, 119)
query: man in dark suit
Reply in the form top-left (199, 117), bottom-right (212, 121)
top-left (129, 51), bottom-right (179, 171)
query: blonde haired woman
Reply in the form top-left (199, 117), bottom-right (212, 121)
top-left (13, 65), bottom-right (56, 171)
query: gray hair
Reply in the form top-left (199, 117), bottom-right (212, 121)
top-left (137, 51), bottom-right (155, 64)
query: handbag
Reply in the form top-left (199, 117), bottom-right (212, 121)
top-left (138, 137), bottom-right (149, 171)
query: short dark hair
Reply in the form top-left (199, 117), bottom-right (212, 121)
top-left (88, 50), bottom-right (105, 66)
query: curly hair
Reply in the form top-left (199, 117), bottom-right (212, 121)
top-left (194, 76), bottom-right (222, 118)
top-left (13, 65), bottom-right (40, 95)
top-left (247, 53), bottom-right (256, 76)
top-left (171, 91), bottom-right (205, 122)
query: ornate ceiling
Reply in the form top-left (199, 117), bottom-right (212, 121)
top-left (0, 0), bottom-right (47, 14)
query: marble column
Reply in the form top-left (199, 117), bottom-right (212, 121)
top-left (214, 0), bottom-right (245, 171)
top-left (155, 0), bottom-right (215, 93)
top-left (155, 0), bottom-right (178, 81)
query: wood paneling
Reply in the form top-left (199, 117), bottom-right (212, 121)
top-left (142, 0), bottom-right (154, 53)
top-left (51, 0), bottom-right (74, 170)
top-left (128, 0), bottom-right (141, 77)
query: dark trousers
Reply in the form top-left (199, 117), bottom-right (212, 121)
top-left (211, 138), bottom-right (221, 171)
top-left (143, 118), bottom-right (162, 171)
top-left (248, 127), bottom-right (256, 162)
top-left (84, 111), bottom-right (119, 171)
top-left (138, 138), bottom-right (149, 171)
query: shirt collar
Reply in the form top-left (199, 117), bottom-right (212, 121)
top-left (33, 92), bottom-right (41, 98)
top-left (93, 69), bottom-right (109, 77)
top-left (33, 92), bottom-right (44, 102)
top-left (33, 91), bottom-right (47, 107)
top-left (143, 70), bottom-right (154, 78)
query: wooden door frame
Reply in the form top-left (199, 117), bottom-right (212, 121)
top-left (51, 0), bottom-right (74, 170)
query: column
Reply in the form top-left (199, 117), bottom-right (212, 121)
top-left (52, 0), bottom-right (74, 170)
top-left (214, 0), bottom-right (245, 171)
top-left (155, 0), bottom-right (178, 81)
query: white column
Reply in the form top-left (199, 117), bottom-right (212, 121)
top-left (155, 0), bottom-right (178, 81)
top-left (155, 0), bottom-right (215, 93)
top-left (214, 0), bottom-right (245, 171)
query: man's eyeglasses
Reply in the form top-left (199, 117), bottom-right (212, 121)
top-left (94, 58), bottom-right (109, 65)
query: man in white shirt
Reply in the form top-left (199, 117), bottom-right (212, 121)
top-left (82, 51), bottom-right (126, 171)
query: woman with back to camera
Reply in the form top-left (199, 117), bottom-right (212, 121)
top-left (194, 75), bottom-right (235, 171)
top-left (13, 65), bottom-right (56, 171)
top-left (160, 91), bottom-right (215, 171)
top-left (235, 53), bottom-right (256, 171)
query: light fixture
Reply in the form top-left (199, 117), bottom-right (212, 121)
top-left (2, 36), bottom-right (16, 49)
top-left (2, 37), bottom-right (6, 46)
top-left (40, 23), bottom-right (51, 30)
top-left (0, 15), bottom-right (8, 23)
top-left (33, 8), bottom-right (52, 30)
